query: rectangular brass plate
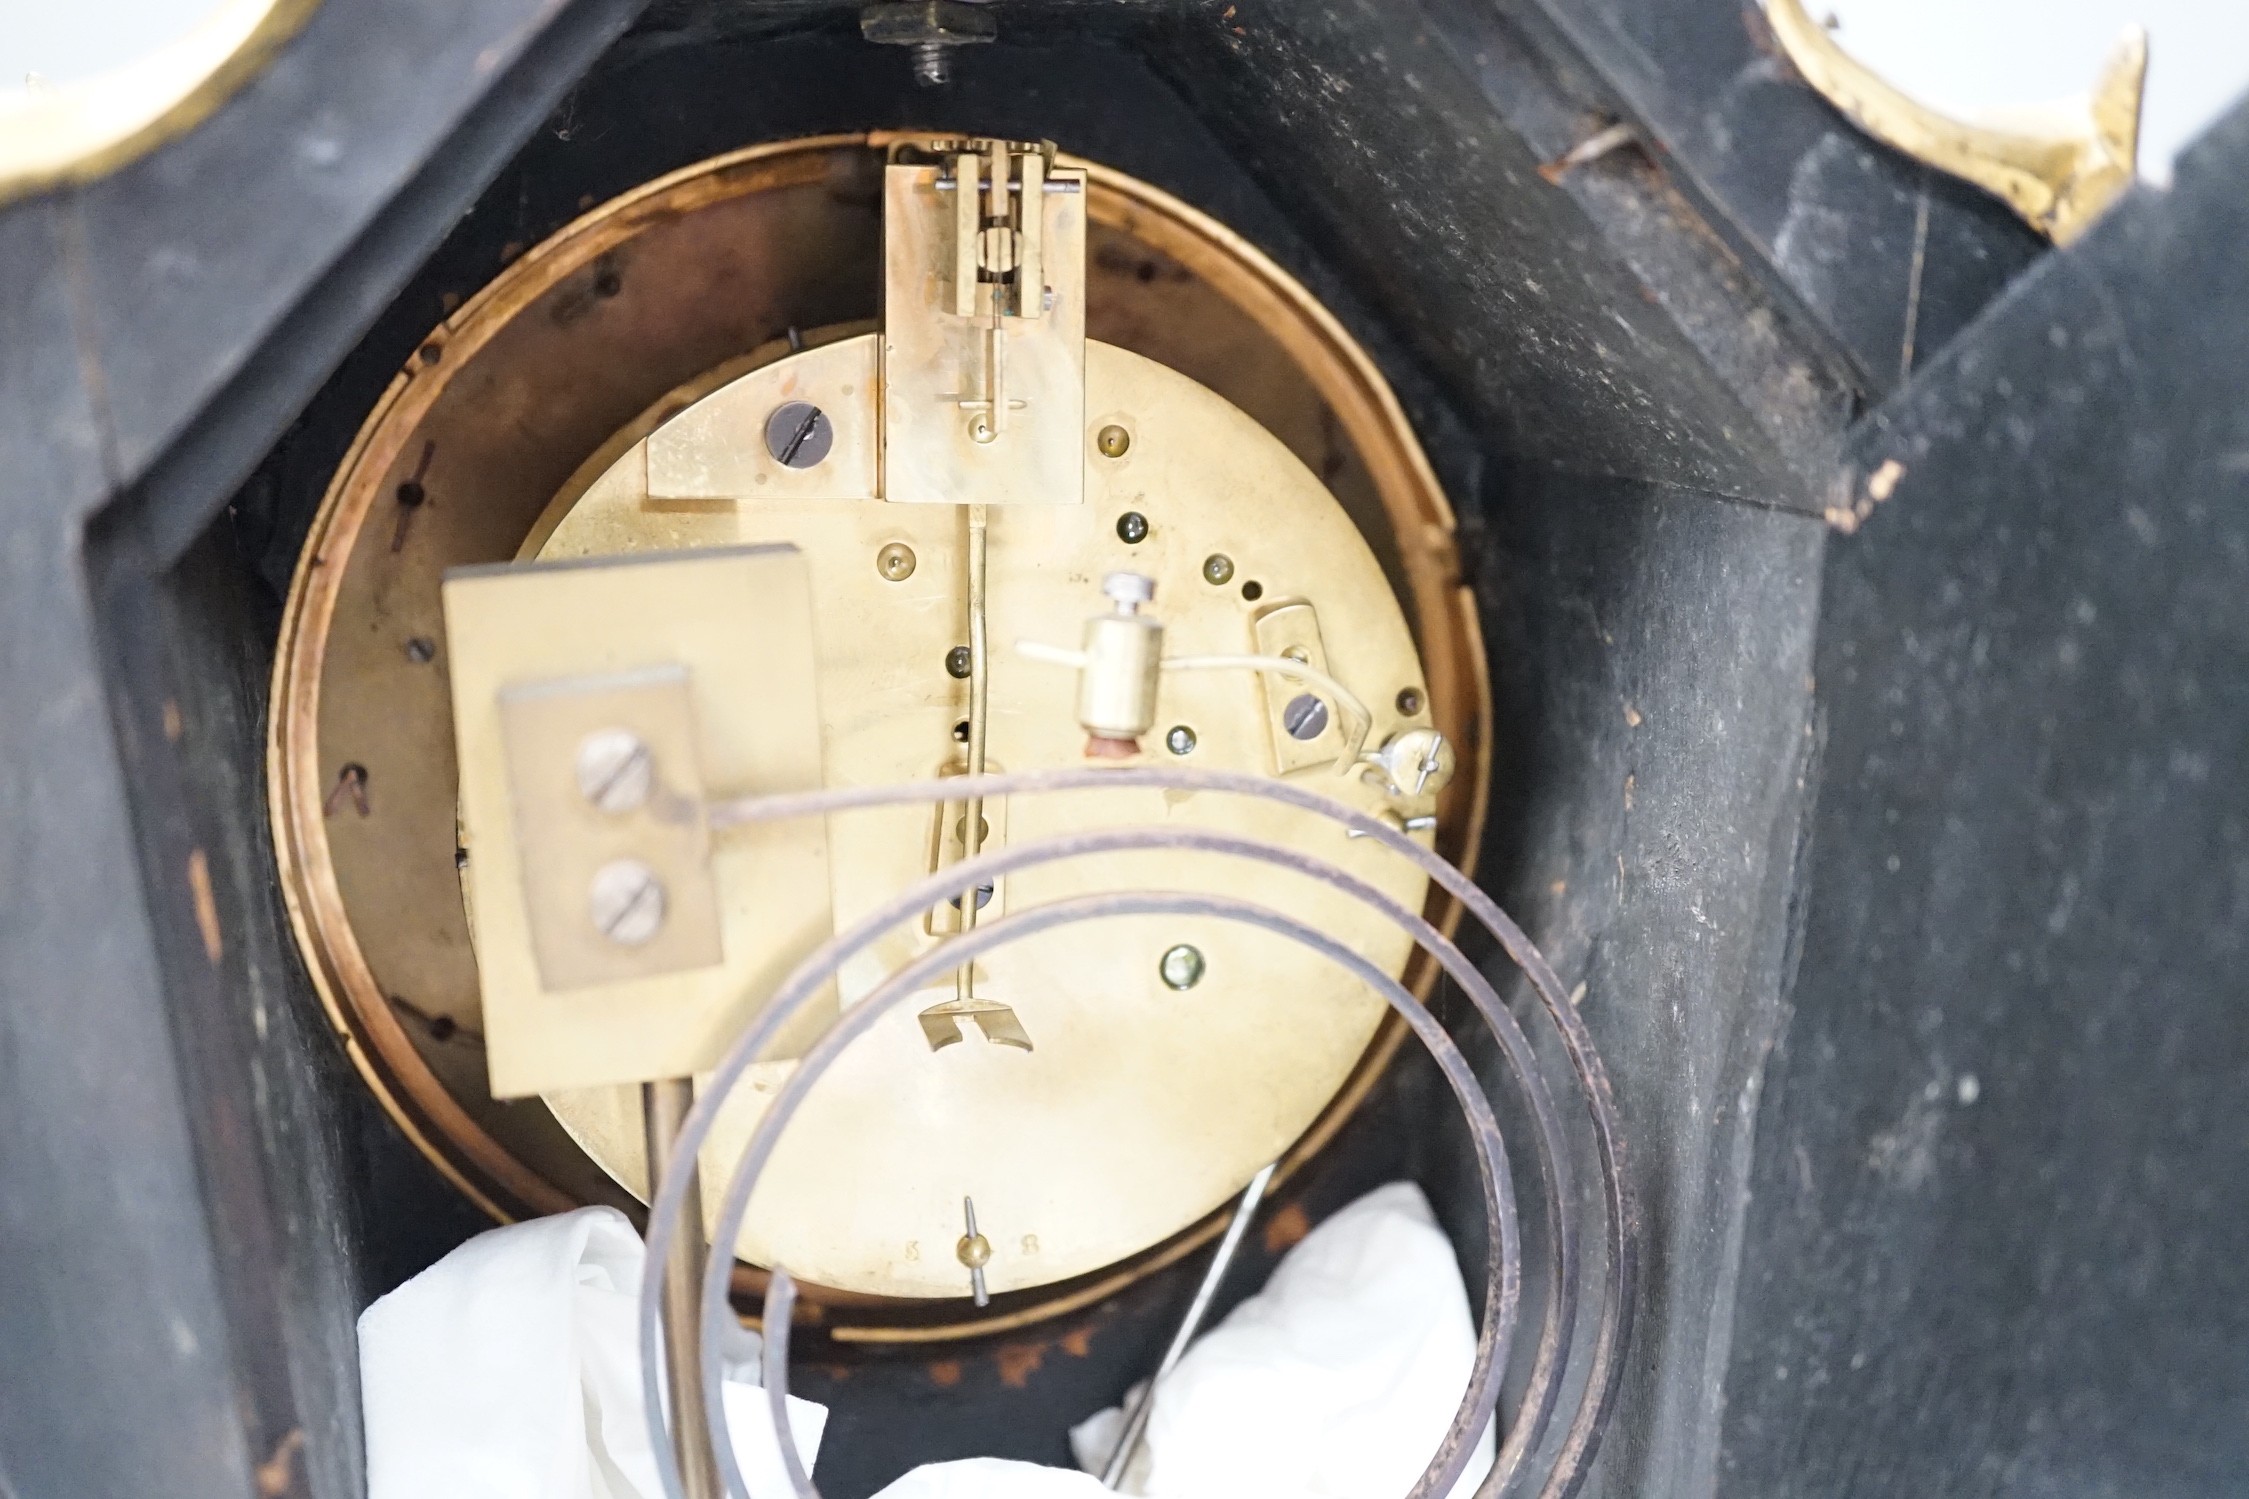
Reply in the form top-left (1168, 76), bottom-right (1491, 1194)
top-left (880, 157), bottom-right (1087, 506)
top-left (443, 545), bottom-right (835, 1098)
top-left (1252, 599), bottom-right (1344, 774)
top-left (643, 336), bottom-right (880, 504)
top-left (497, 667), bottom-right (721, 990)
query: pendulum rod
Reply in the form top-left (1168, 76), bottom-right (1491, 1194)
top-left (958, 501), bottom-right (992, 999)
top-left (918, 503), bottom-right (1031, 1048)
top-left (644, 1077), bottom-right (721, 1499)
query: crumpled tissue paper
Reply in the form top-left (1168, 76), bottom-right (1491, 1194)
top-left (1069, 1181), bottom-right (1493, 1499)
top-left (359, 1205), bottom-right (827, 1499)
top-left (869, 1457), bottom-right (1114, 1497)
top-left (866, 1180), bottom-right (1490, 1499)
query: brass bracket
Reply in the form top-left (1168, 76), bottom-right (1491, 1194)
top-left (1765, 0), bottom-right (2144, 244)
top-left (495, 666), bottom-right (723, 991)
top-left (1251, 599), bottom-right (1343, 776)
top-left (442, 545), bottom-right (835, 1097)
top-left (917, 996), bottom-right (1035, 1052)
top-left (881, 137), bottom-right (1087, 505)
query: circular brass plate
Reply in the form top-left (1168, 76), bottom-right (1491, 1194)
top-left (534, 334), bottom-right (1439, 1298)
top-left (269, 135), bottom-right (1490, 1338)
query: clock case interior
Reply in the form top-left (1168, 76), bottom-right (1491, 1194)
top-left (270, 129), bottom-right (1489, 1323)
top-left (60, 7), bottom-right (1975, 1498)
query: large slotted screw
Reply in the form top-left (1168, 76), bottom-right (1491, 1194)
top-left (1282, 693), bottom-right (1330, 741)
top-left (589, 859), bottom-right (667, 946)
top-left (576, 729), bottom-right (654, 814)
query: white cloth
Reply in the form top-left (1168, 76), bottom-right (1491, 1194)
top-left (1069, 1181), bottom-right (1494, 1499)
top-left (871, 1457), bottom-right (1112, 1498)
top-left (359, 1206), bottom-right (827, 1499)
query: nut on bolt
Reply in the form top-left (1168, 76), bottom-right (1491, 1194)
top-left (860, 0), bottom-right (997, 86)
top-left (1102, 571), bottom-right (1155, 611)
top-left (1372, 727), bottom-right (1458, 799)
top-left (958, 1196), bottom-right (994, 1306)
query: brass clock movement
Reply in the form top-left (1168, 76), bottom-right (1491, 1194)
top-left (269, 133), bottom-right (1491, 1337)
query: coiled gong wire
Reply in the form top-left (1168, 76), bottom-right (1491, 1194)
top-left (639, 766), bottom-right (1637, 1499)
